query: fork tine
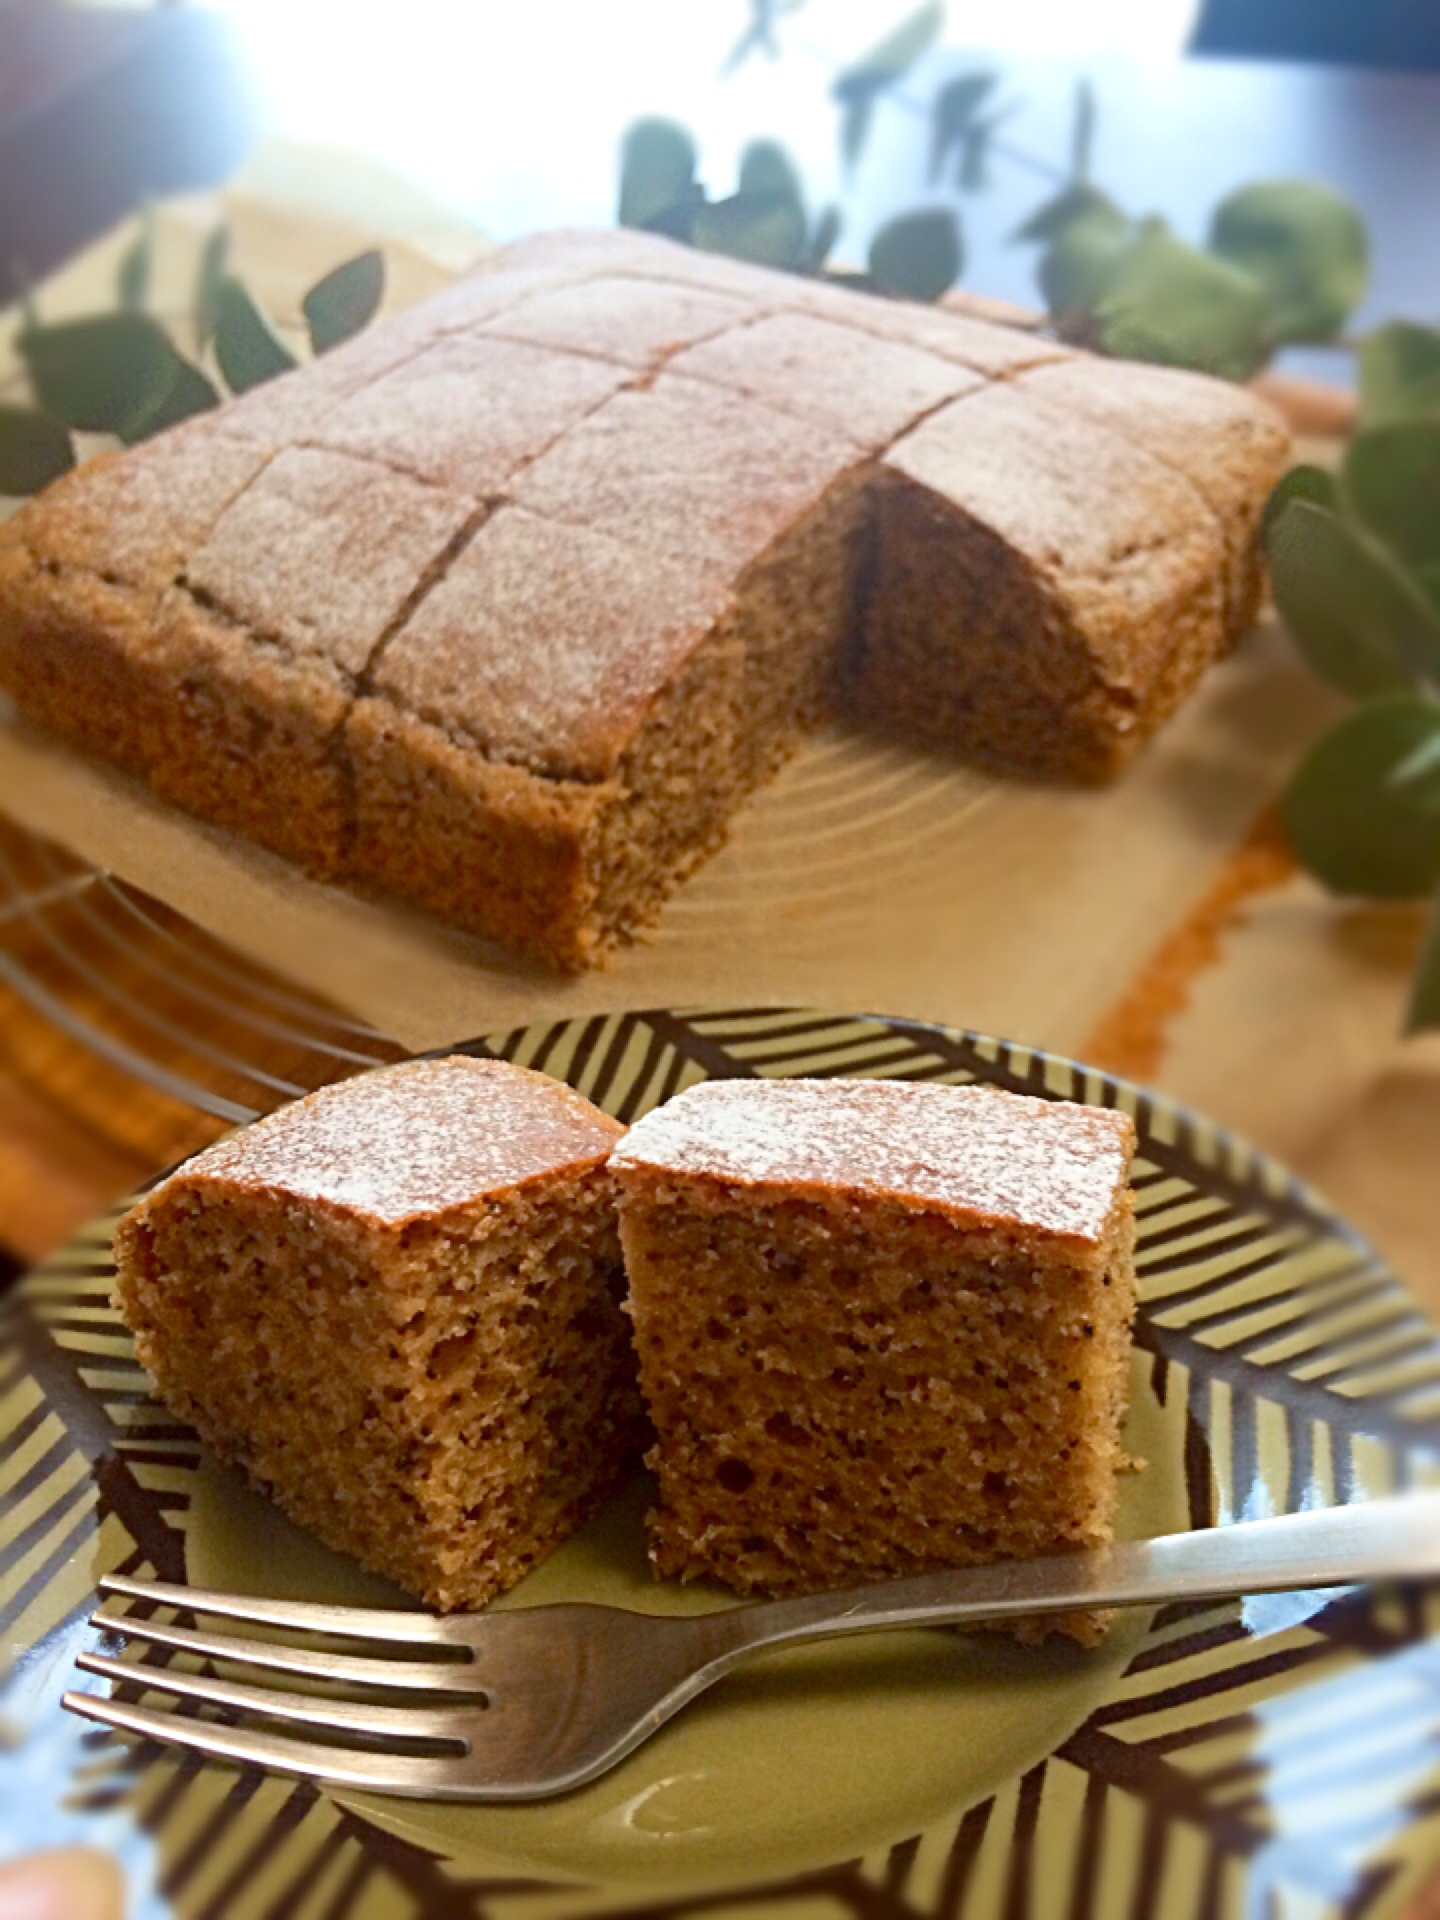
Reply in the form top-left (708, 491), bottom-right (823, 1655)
top-left (61, 1690), bottom-right (461, 1798)
top-left (75, 1653), bottom-right (474, 1744)
top-left (89, 1613), bottom-right (488, 1694)
top-left (99, 1574), bottom-right (451, 1643)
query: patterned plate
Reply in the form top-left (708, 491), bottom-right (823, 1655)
top-left (4, 1007), bottom-right (1440, 1920)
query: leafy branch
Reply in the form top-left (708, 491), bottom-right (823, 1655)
top-left (0, 226), bottom-right (384, 496)
top-left (619, 0), bottom-right (1370, 372)
top-left (1266, 322), bottom-right (1440, 1033)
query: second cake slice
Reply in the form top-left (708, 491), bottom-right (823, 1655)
top-left (611, 1076), bottom-right (1137, 1639)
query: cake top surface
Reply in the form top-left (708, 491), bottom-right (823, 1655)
top-left (156, 1056), bottom-right (622, 1224)
top-left (4, 223), bottom-right (1287, 793)
top-left (610, 1077), bottom-right (1136, 1243)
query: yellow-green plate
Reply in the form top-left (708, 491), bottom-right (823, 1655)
top-left (5, 1008), bottom-right (1440, 1919)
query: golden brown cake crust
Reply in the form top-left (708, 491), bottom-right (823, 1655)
top-left (114, 1056), bottom-right (639, 1609)
top-left (614, 1073), bottom-right (1139, 1636)
top-left (611, 1077), bottom-right (1136, 1245)
top-left (145, 1056), bottom-right (623, 1226)
top-left (0, 225), bottom-right (1289, 966)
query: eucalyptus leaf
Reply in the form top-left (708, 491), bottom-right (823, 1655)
top-left (117, 205), bottom-right (153, 313)
top-left (693, 191), bottom-right (808, 270)
top-left (1343, 422), bottom-right (1440, 571)
top-left (1209, 179), bottom-right (1367, 346)
top-left (804, 205), bottom-right (843, 275)
top-left (959, 123), bottom-right (991, 192)
top-left (194, 225), bottom-right (229, 351)
top-left (1071, 79), bottom-right (1096, 184)
top-left (868, 207), bottom-right (962, 301)
top-left (1095, 221), bottom-right (1270, 381)
top-left (304, 250), bottom-right (385, 355)
top-left (1416, 563), bottom-right (1440, 625)
top-left (834, 1), bottom-right (943, 98)
top-left (1260, 463), bottom-right (1338, 544)
top-left (1358, 322), bottom-right (1440, 430)
top-left (213, 279), bottom-right (298, 395)
top-left (1038, 202), bottom-right (1132, 315)
top-left (1011, 181), bottom-right (1119, 245)
top-left (833, 0), bottom-right (944, 169)
top-left (619, 118), bottom-right (697, 230)
top-left (837, 94), bottom-right (875, 173)
top-left (17, 313), bottom-right (189, 435)
top-left (1268, 500), bottom-right (1440, 697)
top-left (120, 356), bottom-right (220, 443)
top-left (644, 198), bottom-right (702, 245)
top-left (13, 261), bottom-right (38, 332)
top-left (1405, 887), bottom-right (1440, 1034)
top-left (737, 140), bottom-right (804, 206)
top-left (928, 71), bottom-right (998, 184)
top-left (722, 0), bottom-right (804, 74)
top-left (1284, 694), bottom-right (1440, 899)
top-left (1388, 731), bottom-right (1440, 810)
top-left (0, 407), bottom-right (74, 494)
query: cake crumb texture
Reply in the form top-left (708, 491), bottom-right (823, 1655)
top-left (112, 1057), bottom-right (644, 1610)
top-left (614, 1075), bottom-right (1138, 1643)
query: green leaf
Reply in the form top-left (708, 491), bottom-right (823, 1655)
top-left (835, 2), bottom-right (944, 97)
top-left (1094, 220), bottom-right (1271, 381)
top-left (1284, 693), bottom-right (1440, 898)
top-left (17, 313), bottom-right (192, 436)
top-left (1011, 181), bottom-right (1120, 245)
top-left (693, 191), bottom-right (808, 270)
top-left (833, 1), bottom-right (944, 170)
top-left (1343, 422), bottom-right (1440, 571)
top-left (619, 118), bottom-right (698, 230)
top-left (194, 225), bottom-right (229, 351)
top-left (117, 204), bottom-right (153, 313)
top-left (0, 406), bottom-right (74, 494)
top-left (1071, 79), bottom-right (1096, 184)
top-left (1405, 887), bottom-right (1440, 1034)
top-left (804, 205), bottom-right (843, 275)
top-left (958, 124), bottom-right (990, 192)
top-left (1415, 563), bottom-right (1440, 625)
top-left (119, 356), bottom-right (220, 443)
top-left (1260, 462), bottom-right (1339, 543)
top-left (1358, 322), bottom-right (1440, 430)
top-left (12, 260), bottom-right (38, 332)
top-left (738, 139), bottom-right (803, 205)
top-left (1038, 203), bottom-right (1133, 316)
top-left (838, 95), bottom-right (876, 172)
top-left (213, 279), bottom-right (298, 394)
top-left (1388, 730), bottom-right (1440, 809)
top-left (1268, 500), bottom-right (1440, 696)
top-left (721, 0), bottom-right (805, 74)
top-left (928, 71), bottom-right (998, 184)
top-left (303, 249), bottom-right (385, 355)
top-left (868, 207), bottom-right (962, 302)
top-left (1209, 179), bottom-right (1367, 347)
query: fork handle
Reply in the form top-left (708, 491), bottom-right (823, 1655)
top-left (702, 1494), bottom-right (1440, 1662)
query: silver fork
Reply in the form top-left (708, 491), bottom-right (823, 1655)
top-left (64, 1493), bottom-right (1440, 1802)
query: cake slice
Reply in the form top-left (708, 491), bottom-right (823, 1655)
top-left (611, 1077), bottom-right (1137, 1641)
top-left (856, 381), bottom-right (1232, 781)
top-left (113, 1057), bottom-right (641, 1608)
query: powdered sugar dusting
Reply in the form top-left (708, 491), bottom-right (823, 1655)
top-left (611, 1077), bottom-right (1135, 1243)
top-left (160, 1057), bottom-right (621, 1225)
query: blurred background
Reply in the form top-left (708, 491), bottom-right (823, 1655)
top-left (4, 0), bottom-right (1440, 377)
